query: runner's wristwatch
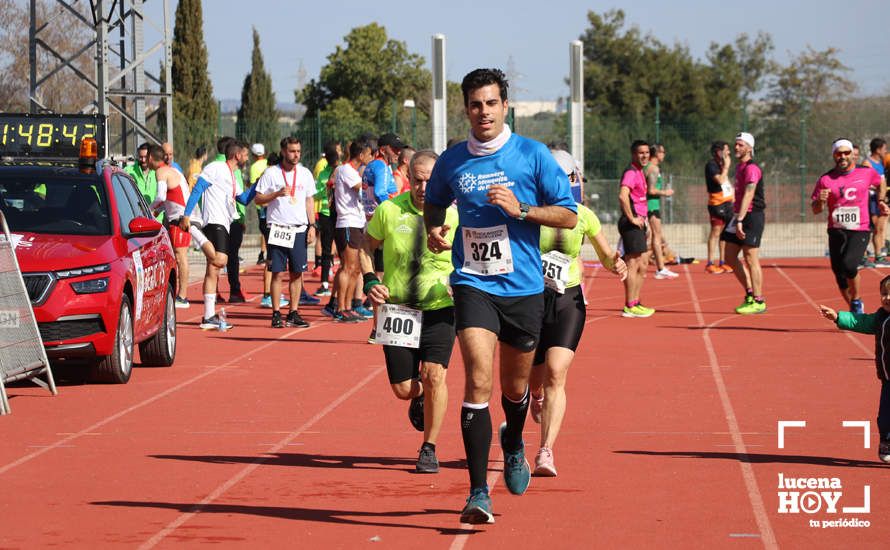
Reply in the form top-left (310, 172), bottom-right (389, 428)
top-left (518, 202), bottom-right (530, 221)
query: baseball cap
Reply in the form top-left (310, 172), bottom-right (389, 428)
top-left (550, 149), bottom-right (576, 176)
top-left (378, 133), bottom-right (406, 150)
top-left (250, 143), bottom-right (265, 156)
top-left (735, 132), bottom-right (755, 149)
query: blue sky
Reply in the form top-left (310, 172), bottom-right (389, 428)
top-left (144, 0), bottom-right (887, 105)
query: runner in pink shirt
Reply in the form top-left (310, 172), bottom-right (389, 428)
top-left (721, 132), bottom-right (767, 314)
top-left (812, 138), bottom-right (886, 314)
top-left (617, 140), bottom-right (654, 318)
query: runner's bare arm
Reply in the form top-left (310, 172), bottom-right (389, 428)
top-left (879, 177), bottom-right (887, 203)
top-left (305, 196), bottom-right (316, 245)
top-left (736, 184), bottom-right (758, 221)
top-left (646, 166), bottom-right (673, 197)
top-left (254, 186), bottom-right (286, 206)
top-left (618, 186), bottom-right (644, 228)
top-left (424, 202), bottom-right (452, 253)
top-left (359, 236), bottom-right (389, 304)
top-left (486, 184), bottom-right (576, 228)
top-left (812, 188), bottom-right (829, 214)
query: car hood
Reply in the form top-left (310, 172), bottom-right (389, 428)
top-left (11, 232), bottom-right (118, 273)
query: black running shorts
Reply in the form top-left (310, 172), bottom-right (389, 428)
top-left (202, 223), bottom-right (230, 254)
top-left (334, 226), bottom-right (364, 252)
top-left (382, 306), bottom-right (455, 384)
top-left (720, 209), bottom-right (765, 248)
top-left (617, 215), bottom-right (648, 256)
top-left (534, 285), bottom-right (587, 364)
top-left (452, 284), bottom-right (544, 353)
top-left (827, 228), bottom-right (869, 289)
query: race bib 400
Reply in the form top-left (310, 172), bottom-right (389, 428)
top-left (375, 304), bottom-right (423, 348)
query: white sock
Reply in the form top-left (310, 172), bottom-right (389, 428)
top-left (204, 294), bottom-right (215, 319)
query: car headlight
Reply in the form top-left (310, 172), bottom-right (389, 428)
top-left (71, 277), bottom-right (109, 294)
top-left (55, 264), bottom-right (111, 279)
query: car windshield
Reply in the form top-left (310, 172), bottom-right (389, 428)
top-left (0, 175), bottom-right (111, 236)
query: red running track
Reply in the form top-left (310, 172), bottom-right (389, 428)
top-left (2, 259), bottom-right (889, 549)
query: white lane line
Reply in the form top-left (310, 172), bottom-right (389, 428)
top-left (138, 366), bottom-right (384, 549)
top-left (773, 264), bottom-right (871, 356)
top-left (0, 321), bottom-right (330, 477)
top-left (683, 264), bottom-right (778, 549)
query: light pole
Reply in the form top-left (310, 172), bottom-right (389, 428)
top-left (403, 99), bottom-right (416, 148)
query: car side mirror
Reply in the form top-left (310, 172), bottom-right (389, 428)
top-left (127, 216), bottom-right (162, 238)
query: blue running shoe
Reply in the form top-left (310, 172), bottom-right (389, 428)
top-left (260, 294), bottom-right (290, 309)
top-left (499, 421), bottom-right (530, 495)
top-left (354, 304), bottom-right (374, 318)
top-left (460, 486), bottom-right (494, 524)
top-left (300, 290), bottom-right (320, 306)
top-left (322, 303), bottom-right (337, 318)
top-left (851, 299), bottom-right (864, 315)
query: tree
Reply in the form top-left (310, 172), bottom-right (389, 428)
top-left (297, 23), bottom-right (428, 133)
top-left (0, 0), bottom-right (93, 112)
top-left (236, 28), bottom-right (278, 151)
top-left (765, 46), bottom-right (856, 116)
top-left (158, 0), bottom-right (217, 158)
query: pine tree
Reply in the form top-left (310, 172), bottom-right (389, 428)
top-left (236, 28), bottom-right (278, 153)
top-left (159, 0), bottom-right (217, 159)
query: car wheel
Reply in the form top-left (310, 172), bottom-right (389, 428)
top-left (92, 294), bottom-right (134, 384)
top-left (139, 283), bottom-right (177, 366)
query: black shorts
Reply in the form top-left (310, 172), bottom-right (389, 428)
top-left (617, 216), bottom-right (648, 256)
top-left (647, 209), bottom-right (661, 220)
top-left (707, 202), bottom-right (734, 226)
top-left (720, 210), bottom-right (765, 248)
top-left (828, 228), bottom-right (869, 288)
top-left (453, 284), bottom-right (544, 353)
top-left (374, 248), bottom-right (384, 273)
top-left (870, 194), bottom-right (880, 217)
top-left (268, 231), bottom-right (308, 274)
top-left (382, 307), bottom-right (456, 384)
top-left (258, 214), bottom-right (269, 240)
top-left (334, 227), bottom-right (365, 252)
top-left (202, 223), bottom-right (229, 253)
top-left (534, 286), bottom-right (586, 365)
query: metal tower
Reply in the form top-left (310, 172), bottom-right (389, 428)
top-left (28, 0), bottom-right (173, 155)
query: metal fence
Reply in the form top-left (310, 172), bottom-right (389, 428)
top-left (138, 94), bottom-right (890, 259)
top-left (0, 213), bottom-right (57, 414)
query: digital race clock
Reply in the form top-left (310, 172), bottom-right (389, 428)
top-left (0, 113), bottom-right (106, 159)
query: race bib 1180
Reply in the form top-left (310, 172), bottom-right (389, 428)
top-left (832, 206), bottom-right (860, 230)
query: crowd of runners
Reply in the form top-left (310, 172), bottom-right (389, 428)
top-left (128, 66), bottom-right (890, 524)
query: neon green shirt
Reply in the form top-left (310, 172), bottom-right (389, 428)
top-left (539, 203), bottom-right (605, 288)
top-left (366, 192), bottom-right (458, 311)
top-left (314, 164), bottom-right (332, 217)
top-left (124, 163), bottom-right (161, 221)
top-left (249, 158), bottom-right (268, 184)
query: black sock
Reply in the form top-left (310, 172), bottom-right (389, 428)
top-left (421, 441), bottom-right (436, 452)
top-left (461, 405), bottom-right (491, 490)
top-left (501, 389), bottom-right (529, 452)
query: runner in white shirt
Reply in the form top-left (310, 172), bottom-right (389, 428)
top-left (333, 140), bottom-right (373, 322)
top-left (255, 137), bottom-right (316, 328)
top-left (146, 145), bottom-right (216, 309)
top-left (181, 139), bottom-right (249, 329)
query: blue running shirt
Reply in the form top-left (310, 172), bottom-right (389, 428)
top-left (426, 134), bottom-right (576, 297)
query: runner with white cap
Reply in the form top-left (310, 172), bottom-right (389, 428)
top-left (721, 131), bottom-right (767, 314)
top-left (812, 138), bottom-right (886, 314)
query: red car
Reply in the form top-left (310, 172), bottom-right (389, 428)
top-left (0, 139), bottom-right (178, 383)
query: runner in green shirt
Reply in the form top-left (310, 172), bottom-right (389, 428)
top-left (125, 142), bottom-right (161, 221)
top-left (363, 150), bottom-right (459, 474)
top-left (528, 153), bottom-right (627, 478)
